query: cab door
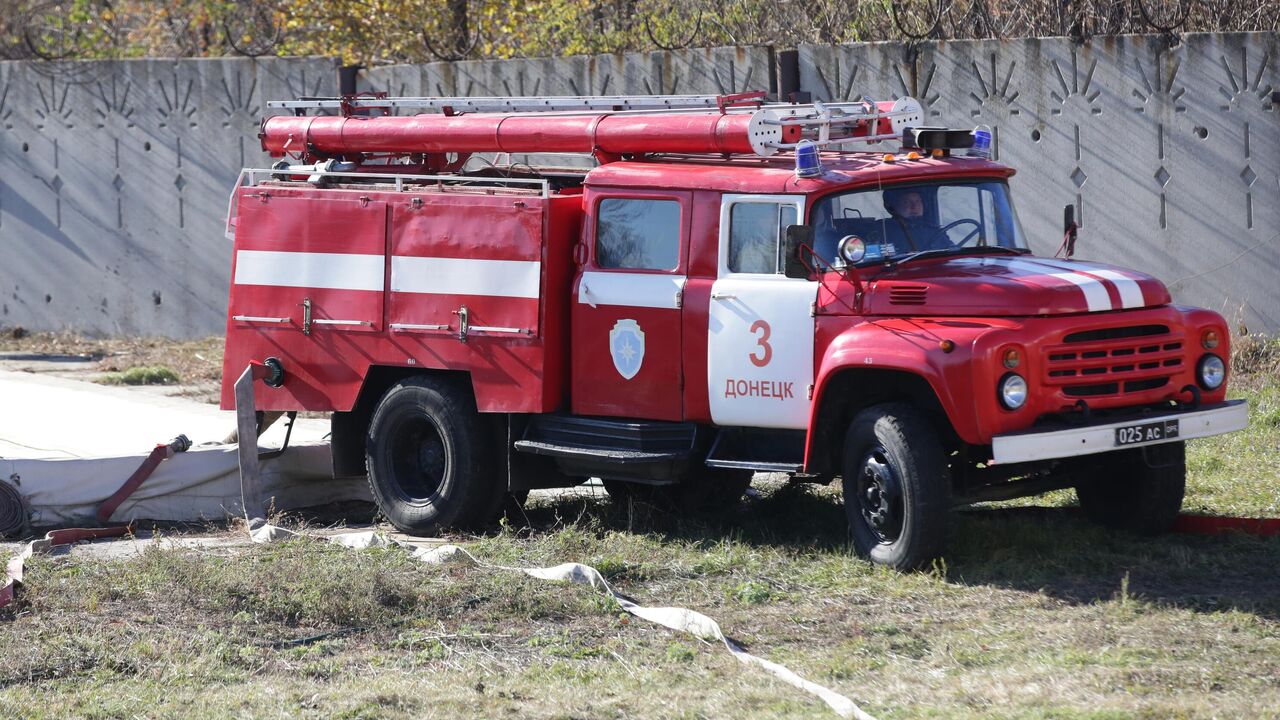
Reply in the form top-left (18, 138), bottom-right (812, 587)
top-left (571, 192), bottom-right (689, 421)
top-left (706, 194), bottom-right (816, 429)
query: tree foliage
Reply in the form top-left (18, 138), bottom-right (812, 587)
top-left (1, 0), bottom-right (1275, 65)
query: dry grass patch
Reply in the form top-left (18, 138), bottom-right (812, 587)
top-left (1, 344), bottom-right (1278, 718)
top-left (0, 330), bottom-right (223, 399)
top-left (4, 474), bottom-right (1279, 718)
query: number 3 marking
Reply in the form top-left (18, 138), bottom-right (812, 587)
top-left (749, 319), bottom-right (772, 367)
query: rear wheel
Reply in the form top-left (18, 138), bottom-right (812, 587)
top-left (841, 403), bottom-right (950, 570)
top-left (365, 376), bottom-right (503, 535)
top-left (1073, 442), bottom-right (1185, 534)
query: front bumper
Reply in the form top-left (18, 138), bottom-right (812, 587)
top-left (991, 400), bottom-right (1248, 464)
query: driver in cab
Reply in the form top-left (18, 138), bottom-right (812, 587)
top-left (882, 187), bottom-right (954, 252)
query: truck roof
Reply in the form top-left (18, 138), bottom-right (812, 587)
top-left (584, 153), bottom-right (1016, 195)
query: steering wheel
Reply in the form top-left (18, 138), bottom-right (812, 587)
top-left (940, 218), bottom-right (983, 247)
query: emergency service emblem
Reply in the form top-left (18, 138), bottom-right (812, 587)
top-left (609, 319), bottom-right (645, 380)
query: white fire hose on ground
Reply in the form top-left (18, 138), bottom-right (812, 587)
top-left (249, 523), bottom-right (876, 720)
top-left (8, 364), bottom-right (876, 716)
top-left (232, 365), bottom-right (874, 719)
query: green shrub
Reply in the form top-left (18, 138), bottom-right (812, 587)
top-left (97, 366), bottom-right (181, 385)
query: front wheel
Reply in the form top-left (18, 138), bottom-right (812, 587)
top-left (1073, 442), bottom-right (1185, 534)
top-left (841, 403), bottom-right (950, 570)
top-left (365, 376), bottom-right (503, 535)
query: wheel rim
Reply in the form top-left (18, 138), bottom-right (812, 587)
top-left (855, 447), bottom-right (904, 544)
top-left (388, 414), bottom-right (447, 503)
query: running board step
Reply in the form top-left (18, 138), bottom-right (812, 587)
top-left (514, 415), bottom-right (697, 464)
top-left (704, 458), bottom-right (803, 473)
top-left (705, 428), bottom-right (806, 473)
top-left (513, 440), bottom-right (686, 464)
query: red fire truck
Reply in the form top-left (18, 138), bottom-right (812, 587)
top-left (221, 92), bottom-right (1247, 569)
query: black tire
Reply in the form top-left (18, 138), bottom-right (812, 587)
top-left (678, 467), bottom-right (754, 512)
top-left (1074, 442), bottom-right (1185, 534)
top-left (365, 376), bottom-right (503, 535)
top-left (841, 403), bottom-right (950, 570)
top-left (603, 467), bottom-right (753, 514)
top-left (601, 479), bottom-right (645, 507)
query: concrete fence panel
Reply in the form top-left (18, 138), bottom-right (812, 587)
top-left (802, 33), bottom-right (1279, 329)
top-left (0, 57), bottom-right (336, 337)
top-left (0, 35), bottom-right (1274, 337)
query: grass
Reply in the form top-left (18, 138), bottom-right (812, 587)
top-left (3, 492), bottom-right (1279, 718)
top-left (0, 343), bottom-right (1278, 718)
top-left (95, 365), bottom-right (182, 386)
top-left (1184, 373), bottom-right (1280, 517)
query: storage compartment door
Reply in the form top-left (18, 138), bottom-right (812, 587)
top-left (229, 195), bottom-right (387, 334)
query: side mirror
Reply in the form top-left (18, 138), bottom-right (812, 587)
top-left (1062, 204), bottom-right (1078, 259)
top-left (783, 224), bottom-right (813, 279)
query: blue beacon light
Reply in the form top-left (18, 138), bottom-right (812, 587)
top-left (795, 140), bottom-right (823, 178)
top-left (968, 125), bottom-right (992, 159)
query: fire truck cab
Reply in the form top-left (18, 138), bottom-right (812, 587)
top-left (222, 93), bottom-right (1248, 569)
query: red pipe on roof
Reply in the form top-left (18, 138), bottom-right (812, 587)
top-left (260, 111), bottom-right (804, 158)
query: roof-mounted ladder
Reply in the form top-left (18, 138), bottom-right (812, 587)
top-left (259, 92), bottom-right (927, 158)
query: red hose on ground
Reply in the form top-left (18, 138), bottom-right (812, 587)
top-left (1173, 514), bottom-right (1280, 537)
top-left (95, 435), bottom-right (191, 523)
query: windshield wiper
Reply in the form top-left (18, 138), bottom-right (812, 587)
top-left (881, 245), bottom-right (1024, 271)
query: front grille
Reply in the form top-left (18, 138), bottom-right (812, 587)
top-left (1060, 378), bottom-right (1171, 398)
top-left (1045, 325), bottom-right (1183, 399)
top-left (1062, 324), bottom-right (1168, 343)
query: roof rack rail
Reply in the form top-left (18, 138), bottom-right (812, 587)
top-left (268, 92), bottom-right (768, 116)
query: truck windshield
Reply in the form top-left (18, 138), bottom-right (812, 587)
top-left (810, 180), bottom-right (1029, 266)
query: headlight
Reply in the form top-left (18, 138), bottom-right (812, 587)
top-left (999, 373), bottom-right (1028, 410)
top-left (839, 235), bottom-right (866, 264)
top-left (1197, 354), bottom-right (1225, 390)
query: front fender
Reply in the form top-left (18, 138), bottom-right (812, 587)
top-left (808, 317), bottom-right (1011, 463)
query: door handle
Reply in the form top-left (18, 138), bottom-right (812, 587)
top-left (711, 291), bottom-right (737, 300)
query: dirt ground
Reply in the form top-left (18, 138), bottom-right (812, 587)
top-left (0, 329), bottom-right (225, 404)
top-left (4, 482), bottom-right (1280, 719)
top-left (3, 328), bottom-right (1280, 718)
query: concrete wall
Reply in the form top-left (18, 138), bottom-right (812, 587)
top-left (800, 33), bottom-right (1280, 332)
top-left (0, 57), bottom-right (337, 337)
top-left (0, 34), bottom-right (1275, 337)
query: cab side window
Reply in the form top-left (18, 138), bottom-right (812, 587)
top-left (938, 184), bottom-right (1000, 246)
top-left (596, 198), bottom-right (681, 270)
top-left (727, 202), bottom-right (797, 274)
